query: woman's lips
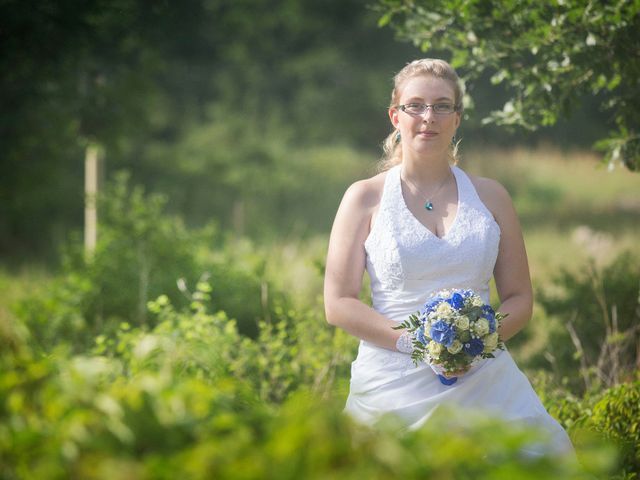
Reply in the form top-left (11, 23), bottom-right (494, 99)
top-left (418, 130), bottom-right (438, 138)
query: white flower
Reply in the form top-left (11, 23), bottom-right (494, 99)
top-left (483, 332), bottom-right (499, 352)
top-left (436, 302), bottom-right (454, 316)
top-left (428, 341), bottom-right (444, 357)
top-left (447, 340), bottom-right (463, 354)
top-left (473, 318), bottom-right (490, 336)
top-left (471, 296), bottom-right (484, 307)
top-left (455, 315), bottom-right (470, 330)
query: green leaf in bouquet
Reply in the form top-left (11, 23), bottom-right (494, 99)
top-left (409, 313), bottom-right (422, 329)
top-left (392, 319), bottom-right (411, 331)
top-left (466, 306), bottom-right (482, 321)
top-left (411, 350), bottom-right (423, 365)
top-left (459, 330), bottom-right (471, 343)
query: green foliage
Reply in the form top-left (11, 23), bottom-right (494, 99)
top-left (535, 250), bottom-right (640, 393)
top-left (0, 0), bottom-right (171, 259)
top-left (139, 282), bottom-right (356, 405)
top-left (590, 381), bottom-right (640, 479)
top-left (0, 295), bottom-right (617, 479)
top-left (3, 147), bottom-right (639, 476)
top-left (14, 173), bottom-right (293, 350)
top-left (531, 371), bottom-right (592, 433)
top-left (4, 249), bottom-right (640, 478)
top-left (0, 0), bottom-right (420, 260)
top-left (160, 132), bottom-right (373, 238)
top-left (376, 0), bottom-right (640, 171)
top-left (532, 372), bottom-right (640, 480)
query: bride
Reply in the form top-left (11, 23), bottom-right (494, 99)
top-left (323, 58), bottom-right (572, 455)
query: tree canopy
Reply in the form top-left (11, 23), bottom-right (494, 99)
top-left (377, 0), bottom-right (640, 171)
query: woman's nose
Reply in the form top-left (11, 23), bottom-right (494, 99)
top-left (422, 107), bottom-right (436, 122)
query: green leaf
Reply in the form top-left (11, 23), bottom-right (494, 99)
top-left (378, 12), bottom-right (393, 27)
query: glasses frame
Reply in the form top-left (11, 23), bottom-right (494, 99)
top-left (396, 102), bottom-right (459, 116)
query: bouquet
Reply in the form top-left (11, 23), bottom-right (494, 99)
top-left (394, 289), bottom-right (506, 385)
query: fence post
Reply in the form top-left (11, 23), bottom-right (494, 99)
top-left (84, 144), bottom-right (103, 256)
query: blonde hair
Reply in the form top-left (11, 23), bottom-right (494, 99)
top-left (380, 58), bottom-right (464, 171)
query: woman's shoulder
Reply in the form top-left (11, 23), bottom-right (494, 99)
top-left (329, 169), bottom-right (389, 241)
top-left (341, 169), bottom-right (388, 212)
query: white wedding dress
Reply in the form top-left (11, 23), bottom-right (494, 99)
top-left (344, 164), bottom-right (572, 454)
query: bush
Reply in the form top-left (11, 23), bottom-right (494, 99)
top-left (536, 250), bottom-right (640, 393)
top-left (530, 371), bottom-right (592, 432)
top-left (14, 172), bottom-right (294, 352)
top-left (532, 371), bottom-right (640, 479)
top-left (590, 381), bottom-right (640, 479)
top-left (1, 309), bottom-right (614, 480)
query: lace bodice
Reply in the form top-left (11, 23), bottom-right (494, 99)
top-left (364, 165), bottom-right (501, 324)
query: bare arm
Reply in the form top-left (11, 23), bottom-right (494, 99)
top-left (475, 178), bottom-right (533, 342)
top-left (323, 177), bottom-right (403, 351)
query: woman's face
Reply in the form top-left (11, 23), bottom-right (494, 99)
top-left (389, 75), bottom-right (461, 158)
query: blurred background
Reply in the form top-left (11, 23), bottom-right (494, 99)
top-left (1, 0), bottom-right (628, 261)
top-left (1, 1), bottom-right (639, 477)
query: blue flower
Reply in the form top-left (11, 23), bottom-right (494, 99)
top-left (416, 326), bottom-right (428, 345)
top-left (447, 292), bottom-right (465, 310)
top-left (463, 338), bottom-right (484, 356)
top-left (482, 305), bottom-right (495, 321)
top-left (482, 305), bottom-right (496, 333)
top-left (487, 317), bottom-right (496, 334)
top-left (430, 320), bottom-right (456, 347)
top-left (422, 297), bottom-right (442, 315)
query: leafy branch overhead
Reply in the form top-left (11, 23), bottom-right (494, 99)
top-left (377, 0), bottom-right (640, 171)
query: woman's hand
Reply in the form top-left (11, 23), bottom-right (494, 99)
top-left (441, 366), bottom-right (470, 378)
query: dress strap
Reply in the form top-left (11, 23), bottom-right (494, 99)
top-left (451, 166), bottom-right (471, 205)
top-left (451, 165), bottom-right (497, 221)
top-left (379, 165), bottom-right (401, 213)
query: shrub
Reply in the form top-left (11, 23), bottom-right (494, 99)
top-left (1, 349), bottom-right (613, 480)
top-left (533, 371), bottom-right (640, 479)
top-left (2, 277), bottom-right (627, 479)
top-left (536, 250), bottom-right (640, 393)
top-left (530, 371), bottom-right (592, 431)
top-left (590, 381), bottom-right (640, 479)
top-left (14, 172), bottom-right (293, 352)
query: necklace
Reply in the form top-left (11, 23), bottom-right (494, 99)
top-left (401, 169), bottom-right (451, 211)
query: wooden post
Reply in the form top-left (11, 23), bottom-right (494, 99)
top-left (84, 144), bottom-right (103, 256)
top-left (232, 199), bottom-right (245, 237)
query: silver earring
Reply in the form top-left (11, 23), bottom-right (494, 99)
top-left (395, 132), bottom-right (401, 144)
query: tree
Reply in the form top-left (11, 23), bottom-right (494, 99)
top-left (0, 0), bottom-right (422, 259)
top-left (376, 0), bottom-right (640, 171)
top-left (0, 0), bottom-right (186, 258)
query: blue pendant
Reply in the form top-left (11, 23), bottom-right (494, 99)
top-left (424, 201), bottom-right (434, 210)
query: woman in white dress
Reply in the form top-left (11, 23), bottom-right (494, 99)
top-left (323, 58), bottom-right (572, 454)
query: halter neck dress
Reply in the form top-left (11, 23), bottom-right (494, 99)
top-left (344, 164), bottom-right (572, 454)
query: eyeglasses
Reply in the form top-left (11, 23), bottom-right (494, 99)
top-left (397, 103), bottom-right (458, 115)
